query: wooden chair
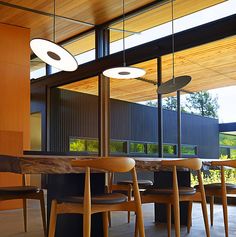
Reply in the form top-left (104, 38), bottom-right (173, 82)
top-left (48, 157), bottom-right (145, 237)
top-left (107, 176), bottom-right (132, 225)
top-left (137, 158), bottom-right (210, 237)
top-left (115, 179), bottom-right (153, 223)
top-left (0, 175), bottom-right (47, 237)
top-left (203, 159), bottom-right (236, 237)
top-left (0, 130), bottom-right (46, 237)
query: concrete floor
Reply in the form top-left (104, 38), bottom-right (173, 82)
top-left (0, 201), bottom-right (235, 237)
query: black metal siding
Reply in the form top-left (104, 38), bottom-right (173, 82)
top-left (49, 89), bottom-right (219, 159)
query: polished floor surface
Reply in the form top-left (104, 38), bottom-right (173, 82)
top-left (0, 200), bottom-right (235, 237)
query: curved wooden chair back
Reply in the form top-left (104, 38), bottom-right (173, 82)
top-left (161, 158), bottom-right (202, 171)
top-left (211, 159), bottom-right (236, 169)
top-left (71, 157), bottom-right (135, 173)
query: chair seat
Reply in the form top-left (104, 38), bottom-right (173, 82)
top-left (0, 186), bottom-right (40, 195)
top-left (58, 193), bottom-right (128, 205)
top-left (143, 186), bottom-right (196, 195)
top-left (117, 179), bottom-right (153, 189)
top-left (199, 183), bottom-right (236, 191)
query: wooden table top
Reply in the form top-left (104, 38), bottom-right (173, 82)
top-left (0, 154), bottom-right (217, 174)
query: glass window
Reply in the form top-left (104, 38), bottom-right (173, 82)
top-left (69, 138), bottom-right (86, 152)
top-left (230, 149), bottom-right (236, 159)
top-left (220, 133), bottom-right (236, 146)
top-left (109, 0), bottom-right (233, 53)
top-left (87, 139), bottom-right (99, 153)
top-left (181, 145), bottom-right (197, 156)
top-left (110, 140), bottom-right (127, 154)
top-left (220, 147), bottom-right (229, 157)
top-left (163, 144), bottom-right (176, 155)
top-left (130, 142), bottom-right (145, 154)
top-left (64, 31), bottom-right (95, 65)
top-left (30, 59), bottom-right (46, 79)
top-left (147, 143), bottom-right (158, 155)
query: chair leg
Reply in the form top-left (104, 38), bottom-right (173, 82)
top-left (134, 214), bottom-right (139, 237)
top-left (128, 186), bottom-right (132, 223)
top-left (210, 196), bottom-right (214, 226)
top-left (48, 200), bottom-right (57, 237)
top-left (167, 204), bottom-right (171, 237)
top-left (173, 200), bottom-right (180, 237)
top-left (102, 212), bottom-right (109, 237)
top-left (222, 193), bottom-right (229, 237)
top-left (200, 197), bottom-right (210, 237)
top-left (83, 210), bottom-right (91, 237)
top-left (23, 198), bottom-right (27, 232)
top-left (136, 209), bottom-right (145, 237)
top-left (39, 190), bottom-right (47, 237)
top-left (187, 201), bottom-right (193, 233)
top-left (108, 211), bottom-right (112, 227)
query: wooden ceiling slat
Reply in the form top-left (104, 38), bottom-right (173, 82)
top-left (60, 36), bottom-right (236, 102)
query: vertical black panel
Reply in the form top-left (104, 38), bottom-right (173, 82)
top-left (49, 88), bottom-right (218, 158)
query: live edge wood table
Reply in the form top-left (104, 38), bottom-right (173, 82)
top-left (0, 155), bottom-right (212, 237)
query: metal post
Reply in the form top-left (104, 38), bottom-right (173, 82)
top-left (177, 90), bottom-right (181, 157)
top-left (46, 64), bottom-right (52, 75)
top-left (95, 26), bottom-right (110, 59)
top-left (157, 57), bottom-right (163, 158)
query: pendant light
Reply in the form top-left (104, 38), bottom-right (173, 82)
top-left (30, 0), bottom-right (78, 72)
top-left (103, 0), bottom-right (146, 79)
top-left (157, 0), bottom-right (191, 94)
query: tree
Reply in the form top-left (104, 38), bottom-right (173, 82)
top-left (163, 96), bottom-right (186, 112)
top-left (145, 100), bottom-right (157, 107)
top-left (163, 96), bottom-right (177, 111)
top-left (185, 91), bottom-right (219, 118)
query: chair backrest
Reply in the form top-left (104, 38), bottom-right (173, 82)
top-left (211, 159), bottom-right (236, 169)
top-left (161, 158), bottom-right (202, 171)
top-left (71, 157), bottom-right (135, 173)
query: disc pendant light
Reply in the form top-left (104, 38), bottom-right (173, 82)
top-left (30, 0), bottom-right (78, 72)
top-left (103, 0), bottom-right (146, 79)
top-left (157, 0), bottom-right (191, 94)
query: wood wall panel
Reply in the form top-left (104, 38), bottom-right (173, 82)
top-left (0, 131), bottom-right (23, 210)
top-left (0, 23), bottom-right (30, 210)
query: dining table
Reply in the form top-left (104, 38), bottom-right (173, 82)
top-left (0, 153), bottom-right (216, 237)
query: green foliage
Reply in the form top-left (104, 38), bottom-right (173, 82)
top-left (69, 139), bottom-right (86, 151)
top-left (163, 97), bottom-right (177, 111)
top-left (145, 100), bottom-right (157, 107)
top-left (110, 141), bottom-right (125, 153)
top-left (185, 91), bottom-right (219, 118)
top-left (130, 143), bottom-right (145, 153)
top-left (219, 133), bottom-right (236, 146)
top-left (87, 140), bottom-right (98, 152)
top-left (69, 138), bottom-right (98, 153)
top-left (181, 145), bottom-right (196, 155)
top-left (163, 144), bottom-right (175, 155)
top-left (147, 144), bottom-right (158, 154)
top-left (191, 155), bottom-right (236, 186)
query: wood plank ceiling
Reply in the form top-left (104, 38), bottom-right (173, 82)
top-left (0, 0), bottom-right (225, 49)
top-left (60, 36), bottom-right (236, 101)
top-left (0, 0), bottom-right (229, 80)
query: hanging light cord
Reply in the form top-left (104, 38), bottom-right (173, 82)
top-left (122, 0), bottom-right (126, 67)
top-left (53, 0), bottom-right (56, 42)
top-left (171, 0), bottom-right (175, 84)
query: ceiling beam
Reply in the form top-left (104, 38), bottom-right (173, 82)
top-left (31, 14), bottom-right (236, 88)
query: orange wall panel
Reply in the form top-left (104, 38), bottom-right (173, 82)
top-left (0, 23), bottom-right (30, 210)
